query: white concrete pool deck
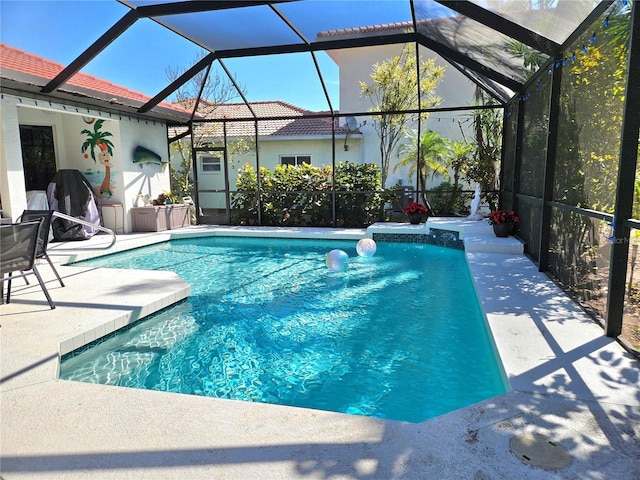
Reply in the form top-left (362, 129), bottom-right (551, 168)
top-left (1, 220), bottom-right (638, 479)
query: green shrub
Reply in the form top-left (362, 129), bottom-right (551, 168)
top-left (232, 161), bottom-right (389, 227)
top-left (427, 181), bottom-right (469, 216)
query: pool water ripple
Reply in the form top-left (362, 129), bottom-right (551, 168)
top-left (60, 237), bottom-right (507, 423)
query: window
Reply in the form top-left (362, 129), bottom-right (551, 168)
top-left (19, 125), bottom-right (57, 191)
top-left (280, 155), bottom-right (311, 166)
top-left (201, 155), bottom-right (221, 173)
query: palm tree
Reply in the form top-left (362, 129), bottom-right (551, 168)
top-left (81, 119), bottom-right (114, 162)
top-left (360, 45), bottom-right (445, 187)
top-left (446, 140), bottom-right (474, 213)
top-left (395, 129), bottom-right (451, 206)
top-left (468, 88), bottom-right (502, 211)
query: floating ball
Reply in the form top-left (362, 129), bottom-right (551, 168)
top-left (356, 238), bottom-right (377, 257)
top-left (326, 249), bottom-right (349, 272)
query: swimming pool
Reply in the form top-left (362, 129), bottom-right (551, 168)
top-left (60, 236), bottom-right (508, 423)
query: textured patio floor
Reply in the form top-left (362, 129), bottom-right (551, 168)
top-left (1, 222), bottom-right (638, 479)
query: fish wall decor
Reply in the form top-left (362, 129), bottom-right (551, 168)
top-left (133, 145), bottom-right (169, 172)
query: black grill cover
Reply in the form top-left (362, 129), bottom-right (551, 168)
top-left (47, 170), bottom-right (101, 241)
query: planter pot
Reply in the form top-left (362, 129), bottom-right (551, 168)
top-left (131, 205), bottom-right (190, 232)
top-left (492, 222), bottom-right (514, 237)
top-left (408, 213), bottom-right (425, 224)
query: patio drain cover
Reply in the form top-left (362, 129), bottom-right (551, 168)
top-left (509, 433), bottom-right (571, 470)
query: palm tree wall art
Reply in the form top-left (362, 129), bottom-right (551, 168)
top-left (81, 119), bottom-right (116, 199)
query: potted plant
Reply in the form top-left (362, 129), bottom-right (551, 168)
top-left (152, 192), bottom-right (168, 206)
top-left (132, 192), bottom-right (189, 232)
top-left (403, 202), bottom-right (430, 224)
top-left (488, 210), bottom-right (520, 237)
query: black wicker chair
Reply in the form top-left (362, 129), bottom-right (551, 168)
top-left (19, 210), bottom-right (65, 287)
top-left (0, 219), bottom-right (55, 309)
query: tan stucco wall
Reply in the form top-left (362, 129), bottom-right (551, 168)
top-left (187, 136), bottom-right (363, 210)
top-left (331, 43), bottom-right (479, 188)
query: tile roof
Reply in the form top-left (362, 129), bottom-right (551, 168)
top-left (201, 100), bottom-right (309, 119)
top-left (195, 100), bottom-right (354, 138)
top-left (0, 43), bottom-right (190, 117)
top-left (317, 21), bottom-right (413, 41)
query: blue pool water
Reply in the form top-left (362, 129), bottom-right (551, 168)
top-left (60, 236), bottom-right (507, 423)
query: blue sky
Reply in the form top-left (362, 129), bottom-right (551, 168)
top-left (0, 0), bottom-right (340, 111)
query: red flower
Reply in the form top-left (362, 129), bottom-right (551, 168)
top-left (402, 202), bottom-right (429, 215)
top-left (488, 210), bottom-right (519, 225)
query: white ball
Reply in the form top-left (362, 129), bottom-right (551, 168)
top-left (356, 238), bottom-right (377, 257)
top-left (326, 249), bottom-right (349, 271)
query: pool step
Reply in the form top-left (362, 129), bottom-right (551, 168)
top-left (461, 232), bottom-right (524, 254)
top-left (367, 218), bottom-right (525, 254)
top-left (427, 218), bottom-right (524, 254)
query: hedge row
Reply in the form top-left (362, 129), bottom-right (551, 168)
top-left (231, 162), bottom-right (394, 227)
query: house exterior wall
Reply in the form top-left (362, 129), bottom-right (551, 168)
top-left (176, 135), bottom-right (363, 210)
top-left (254, 136), bottom-right (363, 170)
top-left (0, 93), bottom-right (170, 232)
top-left (331, 43), bottom-right (477, 188)
top-left (0, 97), bottom-right (26, 221)
top-left (118, 118), bottom-right (171, 215)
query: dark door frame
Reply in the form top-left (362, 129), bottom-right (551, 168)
top-left (192, 145), bottom-right (230, 225)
